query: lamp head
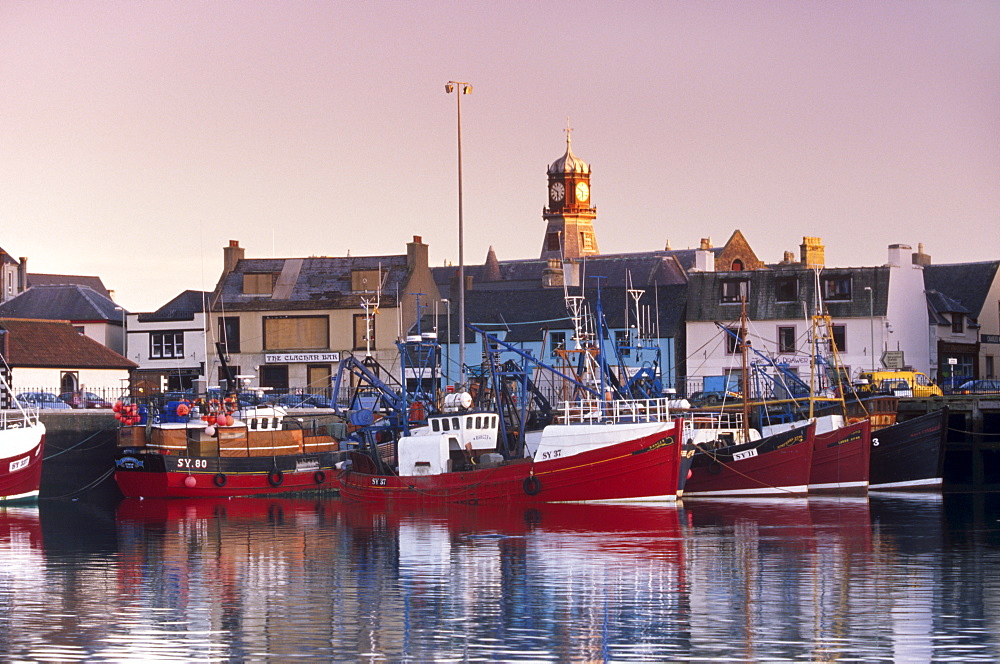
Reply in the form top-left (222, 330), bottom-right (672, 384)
top-left (462, 84), bottom-right (472, 94)
top-left (445, 83), bottom-right (454, 93)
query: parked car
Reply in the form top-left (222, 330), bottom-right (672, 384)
top-left (854, 370), bottom-right (943, 398)
top-left (687, 389), bottom-right (741, 406)
top-left (955, 379), bottom-right (1000, 395)
top-left (16, 391), bottom-right (72, 410)
top-left (59, 391), bottom-right (113, 409)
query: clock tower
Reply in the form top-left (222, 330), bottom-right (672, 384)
top-left (540, 129), bottom-right (599, 260)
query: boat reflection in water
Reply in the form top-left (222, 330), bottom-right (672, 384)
top-left (4, 494), bottom-right (1000, 661)
top-left (114, 497), bottom-right (688, 662)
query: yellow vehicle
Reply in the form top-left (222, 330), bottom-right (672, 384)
top-left (854, 370), bottom-right (943, 398)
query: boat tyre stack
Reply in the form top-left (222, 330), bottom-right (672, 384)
top-left (268, 469), bottom-right (284, 487)
top-left (523, 475), bottom-right (541, 496)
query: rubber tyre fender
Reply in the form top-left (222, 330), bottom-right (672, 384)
top-left (268, 469), bottom-right (284, 487)
top-left (523, 475), bottom-right (542, 496)
top-left (213, 473), bottom-right (228, 487)
top-left (314, 470), bottom-right (327, 485)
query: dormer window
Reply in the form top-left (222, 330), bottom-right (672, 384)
top-left (731, 259), bottom-right (744, 271)
top-left (775, 277), bottom-right (798, 303)
top-left (952, 313), bottom-right (964, 334)
top-left (351, 269), bottom-right (382, 292)
top-left (720, 279), bottom-right (749, 304)
top-left (243, 273), bottom-right (277, 295)
top-left (822, 276), bottom-right (852, 302)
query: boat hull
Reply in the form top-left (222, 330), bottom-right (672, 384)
top-left (114, 449), bottom-right (345, 498)
top-left (809, 419), bottom-right (871, 493)
top-left (339, 420), bottom-right (683, 504)
top-left (0, 423), bottom-right (46, 504)
top-left (684, 423), bottom-right (815, 497)
top-left (869, 408), bottom-right (947, 490)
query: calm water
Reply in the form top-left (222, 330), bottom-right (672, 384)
top-left (2, 493), bottom-right (1000, 662)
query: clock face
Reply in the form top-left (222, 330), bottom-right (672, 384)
top-left (550, 182), bottom-right (565, 202)
top-left (575, 182), bottom-right (589, 202)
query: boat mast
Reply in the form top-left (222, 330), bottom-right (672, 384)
top-left (739, 297), bottom-right (751, 443)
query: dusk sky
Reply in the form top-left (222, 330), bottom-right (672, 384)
top-left (2, 1), bottom-right (997, 312)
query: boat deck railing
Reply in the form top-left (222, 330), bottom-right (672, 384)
top-left (681, 410), bottom-right (745, 430)
top-left (554, 397), bottom-right (673, 424)
top-left (0, 404), bottom-right (40, 428)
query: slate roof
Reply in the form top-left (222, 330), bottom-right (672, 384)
top-left (138, 290), bottom-right (208, 322)
top-left (27, 273), bottom-right (111, 298)
top-left (687, 266), bottom-right (890, 322)
top-left (426, 284), bottom-right (688, 344)
top-left (214, 255), bottom-right (409, 311)
top-left (432, 249), bottom-right (696, 297)
top-left (0, 285), bottom-right (125, 322)
top-left (0, 318), bottom-right (136, 369)
top-left (926, 290), bottom-right (970, 326)
top-left (924, 261), bottom-right (1000, 319)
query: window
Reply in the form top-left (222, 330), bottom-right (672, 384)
top-left (731, 259), bottom-right (744, 271)
top-left (151, 332), bottom-right (184, 359)
top-left (351, 269), bottom-right (382, 292)
top-left (775, 277), bottom-right (798, 303)
top-left (307, 364), bottom-right (331, 393)
top-left (822, 276), bottom-right (852, 302)
top-left (614, 329), bottom-right (632, 357)
top-left (725, 327), bottom-right (745, 355)
top-left (549, 331), bottom-right (567, 357)
top-left (73, 326), bottom-right (85, 335)
top-left (778, 326), bottom-right (796, 354)
top-left (952, 313), bottom-right (964, 334)
top-left (720, 279), bottom-right (750, 304)
top-left (243, 273), bottom-right (277, 295)
top-left (831, 325), bottom-right (847, 352)
top-left (353, 314), bottom-right (375, 351)
top-left (219, 316), bottom-right (241, 353)
top-left (580, 232), bottom-right (594, 251)
top-left (260, 365), bottom-right (288, 391)
top-left (263, 316), bottom-right (329, 351)
top-left (546, 232), bottom-right (561, 252)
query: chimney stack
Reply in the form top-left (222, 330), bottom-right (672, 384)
top-left (17, 257), bottom-right (27, 292)
top-left (912, 242), bottom-right (932, 266)
top-left (223, 240), bottom-right (245, 275)
top-left (800, 237), bottom-right (825, 269)
top-left (406, 235), bottom-right (428, 271)
top-left (887, 243), bottom-right (911, 268)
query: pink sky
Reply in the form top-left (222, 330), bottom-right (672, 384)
top-left (1, 1), bottom-right (997, 311)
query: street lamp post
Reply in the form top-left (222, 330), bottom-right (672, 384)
top-left (864, 286), bottom-right (874, 371)
top-left (445, 80), bottom-right (472, 386)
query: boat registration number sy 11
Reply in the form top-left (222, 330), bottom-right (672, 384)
top-left (733, 448), bottom-right (759, 461)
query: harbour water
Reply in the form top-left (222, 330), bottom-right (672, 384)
top-left (3, 493), bottom-right (1000, 661)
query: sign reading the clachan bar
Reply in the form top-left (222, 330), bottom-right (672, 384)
top-left (265, 352), bottom-right (340, 363)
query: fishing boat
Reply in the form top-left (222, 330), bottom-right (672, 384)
top-left (0, 376), bottom-right (46, 504)
top-left (807, 417), bottom-right (871, 493)
top-left (113, 343), bottom-right (344, 498)
top-left (683, 421), bottom-right (816, 497)
top-left (868, 408), bottom-right (947, 490)
top-left (335, 283), bottom-right (684, 504)
top-left (339, 396), bottom-right (684, 504)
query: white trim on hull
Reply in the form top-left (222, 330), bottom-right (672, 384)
top-left (808, 480), bottom-right (869, 492)
top-left (869, 477), bottom-right (942, 490)
top-left (0, 489), bottom-right (39, 504)
top-left (683, 483), bottom-right (809, 498)
top-left (552, 493), bottom-right (680, 504)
